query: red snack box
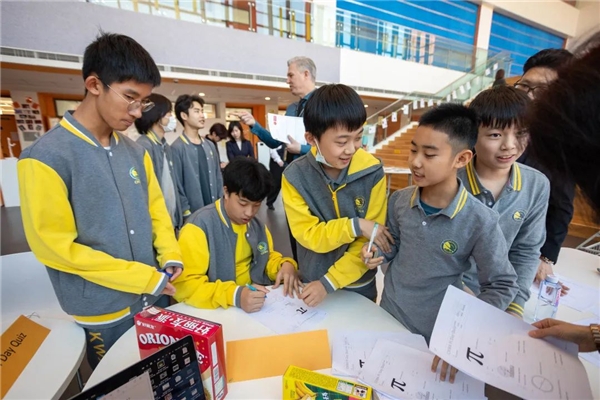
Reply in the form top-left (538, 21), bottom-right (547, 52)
top-left (135, 307), bottom-right (227, 400)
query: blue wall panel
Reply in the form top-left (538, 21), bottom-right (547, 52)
top-left (490, 12), bottom-right (564, 76)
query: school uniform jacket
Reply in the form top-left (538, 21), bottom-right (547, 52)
top-left (173, 199), bottom-right (296, 309)
top-left (458, 160), bottom-right (550, 316)
top-left (136, 131), bottom-right (184, 229)
top-left (281, 148), bottom-right (387, 292)
top-left (171, 133), bottom-right (223, 216)
top-left (17, 112), bottom-right (182, 328)
top-left (380, 182), bottom-right (518, 340)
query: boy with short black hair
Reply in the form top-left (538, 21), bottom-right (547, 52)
top-left (18, 33), bottom-right (182, 369)
top-left (174, 157), bottom-right (299, 312)
top-left (363, 103), bottom-right (518, 342)
top-left (459, 86), bottom-right (550, 318)
top-left (172, 94), bottom-right (223, 216)
top-left (282, 84), bottom-right (392, 307)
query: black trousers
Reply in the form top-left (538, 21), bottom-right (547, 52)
top-left (266, 159), bottom-right (284, 207)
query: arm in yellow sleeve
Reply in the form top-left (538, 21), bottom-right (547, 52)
top-left (173, 224), bottom-right (240, 309)
top-left (323, 175), bottom-right (388, 290)
top-left (17, 158), bottom-right (167, 296)
top-left (143, 151), bottom-right (183, 269)
top-left (264, 226), bottom-right (298, 281)
top-left (282, 175), bottom-right (356, 253)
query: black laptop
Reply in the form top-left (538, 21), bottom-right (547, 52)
top-left (71, 335), bottom-right (205, 400)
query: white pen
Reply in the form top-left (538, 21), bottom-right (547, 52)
top-left (365, 223), bottom-right (379, 263)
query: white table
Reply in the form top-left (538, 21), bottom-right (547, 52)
top-left (85, 290), bottom-right (408, 397)
top-left (523, 247), bottom-right (600, 398)
top-left (1, 252), bottom-right (86, 400)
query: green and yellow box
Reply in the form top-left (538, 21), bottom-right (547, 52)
top-left (283, 366), bottom-right (372, 400)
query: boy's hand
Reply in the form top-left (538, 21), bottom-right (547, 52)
top-left (164, 266), bottom-right (182, 281)
top-left (361, 243), bottom-right (384, 270)
top-left (240, 285), bottom-right (269, 313)
top-left (161, 282), bottom-right (176, 296)
top-left (358, 219), bottom-right (394, 253)
top-left (300, 281), bottom-right (327, 307)
top-left (431, 355), bottom-right (458, 383)
top-left (273, 262), bottom-right (301, 298)
top-left (535, 260), bottom-right (570, 296)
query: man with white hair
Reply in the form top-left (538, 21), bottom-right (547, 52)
top-left (237, 56), bottom-right (317, 159)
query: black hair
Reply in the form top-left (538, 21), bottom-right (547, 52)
top-left (227, 121), bottom-right (247, 142)
top-left (223, 157), bottom-right (273, 202)
top-left (527, 42), bottom-right (600, 222)
top-left (134, 93), bottom-right (173, 135)
top-left (82, 32), bottom-right (160, 88)
top-left (494, 69), bottom-right (505, 80)
top-left (469, 86), bottom-right (530, 130)
top-left (523, 49), bottom-right (574, 74)
top-left (174, 94), bottom-right (205, 126)
top-left (209, 123), bottom-right (228, 139)
top-left (303, 84), bottom-right (366, 139)
top-left (418, 104), bottom-right (479, 151)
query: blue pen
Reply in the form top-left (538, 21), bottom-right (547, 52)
top-left (246, 283), bottom-right (267, 298)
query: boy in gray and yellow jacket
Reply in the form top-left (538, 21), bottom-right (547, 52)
top-left (17, 33), bottom-right (182, 369)
top-left (174, 158), bottom-right (300, 312)
top-left (282, 84), bottom-right (393, 307)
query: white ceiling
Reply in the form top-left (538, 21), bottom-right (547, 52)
top-left (0, 68), bottom-right (394, 115)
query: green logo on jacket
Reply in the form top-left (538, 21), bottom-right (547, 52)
top-left (257, 241), bottom-right (268, 255)
top-left (512, 210), bottom-right (525, 221)
top-left (129, 167), bottom-right (141, 185)
top-left (441, 240), bottom-right (458, 255)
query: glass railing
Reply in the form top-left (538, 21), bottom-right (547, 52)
top-left (362, 51), bottom-right (512, 150)
top-left (90, 0), bottom-right (479, 73)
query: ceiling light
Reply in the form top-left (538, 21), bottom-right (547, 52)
top-left (364, 104), bottom-right (369, 108)
top-left (199, 92), bottom-right (205, 96)
top-left (265, 97), bottom-right (271, 101)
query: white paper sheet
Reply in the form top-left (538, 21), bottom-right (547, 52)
top-left (358, 339), bottom-right (486, 400)
top-left (331, 331), bottom-right (429, 377)
top-left (266, 114), bottom-right (306, 145)
top-left (429, 286), bottom-right (592, 400)
top-left (102, 370), bottom-right (153, 400)
top-left (556, 276), bottom-right (600, 316)
top-left (246, 286), bottom-right (326, 334)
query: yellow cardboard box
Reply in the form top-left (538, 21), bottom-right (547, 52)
top-left (283, 366), bottom-right (372, 400)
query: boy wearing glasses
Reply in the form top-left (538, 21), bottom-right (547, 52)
top-left (17, 33), bottom-right (182, 369)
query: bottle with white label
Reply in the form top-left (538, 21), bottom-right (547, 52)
top-left (534, 275), bottom-right (561, 321)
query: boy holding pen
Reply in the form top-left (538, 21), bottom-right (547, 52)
top-left (174, 158), bottom-right (300, 312)
top-left (282, 84), bottom-right (393, 307)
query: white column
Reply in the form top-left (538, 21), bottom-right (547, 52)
top-left (474, 2), bottom-right (494, 69)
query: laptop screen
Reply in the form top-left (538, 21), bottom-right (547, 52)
top-left (71, 335), bottom-right (205, 400)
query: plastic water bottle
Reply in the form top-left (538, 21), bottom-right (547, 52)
top-left (534, 275), bottom-right (561, 321)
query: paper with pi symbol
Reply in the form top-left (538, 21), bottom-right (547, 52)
top-left (429, 286), bottom-right (592, 400)
top-left (246, 286), bottom-right (327, 334)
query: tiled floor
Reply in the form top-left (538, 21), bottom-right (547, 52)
top-left (2, 199), bottom-right (587, 399)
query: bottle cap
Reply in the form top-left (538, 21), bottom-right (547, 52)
top-left (545, 275), bottom-right (559, 284)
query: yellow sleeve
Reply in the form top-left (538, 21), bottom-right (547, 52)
top-left (282, 175), bottom-right (356, 253)
top-left (144, 151), bottom-right (183, 269)
top-left (17, 158), bottom-right (166, 295)
top-left (324, 175), bottom-right (388, 289)
top-left (264, 226), bottom-right (297, 281)
top-left (173, 224), bottom-right (239, 309)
